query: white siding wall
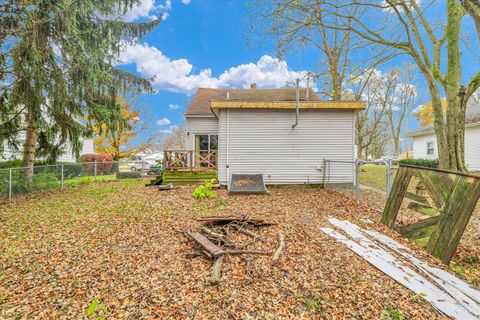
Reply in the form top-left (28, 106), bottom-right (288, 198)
top-left (465, 126), bottom-right (480, 171)
top-left (412, 134), bottom-right (438, 160)
top-left (218, 109), bottom-right (356, 185)
top-left (412, 126), bottom-right (480, 171)
top-left (185, 116), bottom-right (219, 150)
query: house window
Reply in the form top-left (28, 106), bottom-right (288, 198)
top-left (195, 134), bottom-right (218, 152)
top-left (195, 134), bottom-right (218, 168)
top-left (427, 141), bottom-right (435, 156)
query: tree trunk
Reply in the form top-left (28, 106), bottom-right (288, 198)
top-left (444, 0), bottom-right (465, 172)
top-left (357, 145), bottom-right (364, 159)
top-left (22, 111), bottom-right (38, 178)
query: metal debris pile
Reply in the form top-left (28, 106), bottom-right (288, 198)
top-left (183, 215), bottom-right (284, 284)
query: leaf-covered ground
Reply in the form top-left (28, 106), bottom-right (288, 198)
top-left (0, 179), bottom-right (469, 319)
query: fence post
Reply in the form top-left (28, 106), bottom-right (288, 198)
top-left (94, 160), bottom-right (97, 179)
top-left (355, 160), bottom-right (361, 203)
top-left (385, 159), bottom-right (392, 200)
top-left (322, 159), bottom-right (328, 188)
top-left (61, 164), bottom-right (64, 189)
top-left (8, 168), bottom-right (12, 201)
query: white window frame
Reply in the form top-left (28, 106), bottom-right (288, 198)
top-left (426, 141), bottom-right (435, 156)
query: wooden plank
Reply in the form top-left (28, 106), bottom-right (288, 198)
top-left (404, 191), bottom-right (429, 205)
top-left (406, 201), bottom-right (438, 216)
top-left (381, 166), bottom-right (412, 228)
top-left (415, 169), bottom-right (454, 209)
top-left (396, 216), bottom-right (440, 237)
top-left (186, 232), bottom-right (225, 258)
top-left (427, 177), bottom-right (480, 264)
top-left (210, 100), bottom-right (366, 111)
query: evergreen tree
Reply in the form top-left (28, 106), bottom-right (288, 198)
top-left (0, 0), bottom-right (159, 175)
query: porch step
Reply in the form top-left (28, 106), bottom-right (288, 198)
top-left (162, 170), bottom-right (217, 185)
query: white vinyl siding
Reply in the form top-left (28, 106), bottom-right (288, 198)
top-left (217, 109), bottom-right (355, 185)
top-left (412, 126), bottom-right (480, 171)
top-left (185, 116), bottom-right (218, 150)
top-left (465, 126), bottom-right (480, 171)
top-left (412, 134), bottom-right (438, 160)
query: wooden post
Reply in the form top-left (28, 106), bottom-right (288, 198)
top-left (381, 166), bottom-right (412, 228)
top-left (427, 176), bottom-right (480, 264)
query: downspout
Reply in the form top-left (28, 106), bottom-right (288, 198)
top-left (226, 109), bottom-right (230, 188)
top-left (292, 78), bottom-right (300, 128)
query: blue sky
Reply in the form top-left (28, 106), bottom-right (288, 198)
top-left (117, 0), bottom-right (480, 147)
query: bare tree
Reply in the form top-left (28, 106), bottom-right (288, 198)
top-left (312, 0), bottom-right (480, 171)
top-left (161, 125), bottom-right (186, 151)
top-left (249, 0), bottom-right (366, 100)
top-left (350, 69), bottom-right (390, 159)
top-left (385, 65), bottom-right (417, 156)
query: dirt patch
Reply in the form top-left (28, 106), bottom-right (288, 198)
top-left (0, 181), bottom-right (460, 318)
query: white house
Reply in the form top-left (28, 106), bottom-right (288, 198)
top-left (2, 134), bottom-right (95, 163)
top-left (410, 116), bottom-right (480, 171)
top-left (183, 86), bottom-right (366, 185)
top-left (142, 152), bottom-right (164, 163)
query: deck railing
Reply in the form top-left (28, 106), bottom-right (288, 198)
top-left (163, 150), bottom-right (217, 170)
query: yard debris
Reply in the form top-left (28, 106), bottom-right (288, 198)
top-left (183, 215), bottom-right (277, 284)
top-left (322, 218), bottom-right (480, 320)
top-left (210, 256), bottom-right (224, 284)
top-left (157, 183), bottom-right (174, 191)
top-left (271, 232), bottom-right (285, 265)
top-left (183, 232), bottom-right (225, 258)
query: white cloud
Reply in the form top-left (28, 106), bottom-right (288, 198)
top-left (121, 0), bottom-right (189, 22)
top-left (119, 43), bottom-right (314, 94)
top-left (169, 103), bottom-right (181, 110)
top-left (156, 117), bottom-right (171, 125)
top-left (158, 124), bottom-right (179, 134)
top-left (120, 0), bottom-right (157, 21)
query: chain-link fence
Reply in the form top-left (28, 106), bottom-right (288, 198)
top-left (324, 159), bottom-right (396, 204)
top-left (0, 161), bottom-right (157, 201)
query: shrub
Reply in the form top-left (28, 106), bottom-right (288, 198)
top-left (116, 172), bottom-right (141, 179)
top-left (398, 158), bottom-right (438, 168)
top-left (192, 178), bottom-right (217, 200)
top-left (31, 172), bottom-right (61, 191)
top-left (0, 159), bottom-right (48, 169)
top-left (80, 154), bottom-right (114, 175)
top-left (60, 163), bottom-right (83, 178)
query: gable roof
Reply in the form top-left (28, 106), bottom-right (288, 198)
top-left (409, 99), bottom-right (480, 137)
top-left (185, 87), bottom-right (320, 116)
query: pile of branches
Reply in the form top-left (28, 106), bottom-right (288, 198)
top-left (183, 215), bottom-right (285, 284)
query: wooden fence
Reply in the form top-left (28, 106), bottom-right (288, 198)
top-left (381, 164), bottom-right (480, 264)
top-left (163, 150), bottom-right (217, 170)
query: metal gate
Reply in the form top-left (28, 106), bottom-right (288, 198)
top-left (324, 159), bottom-right (394, 203)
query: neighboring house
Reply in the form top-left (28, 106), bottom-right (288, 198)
top-left (183, 86), bottom-right (366, 186)
top-left (142, 152), bottom-right (164, 163)
top-left (1, 133), bottom-right (95, 163)
top-left (410, 114), bottom-right (480, 171)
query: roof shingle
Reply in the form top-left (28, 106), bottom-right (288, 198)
top-left (185, 88), bottom-right (319, 116)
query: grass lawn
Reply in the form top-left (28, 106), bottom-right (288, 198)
top-left (359, 164), bottom-right (390, 191)
top-left (0, 180), bottom-right (477, 318)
